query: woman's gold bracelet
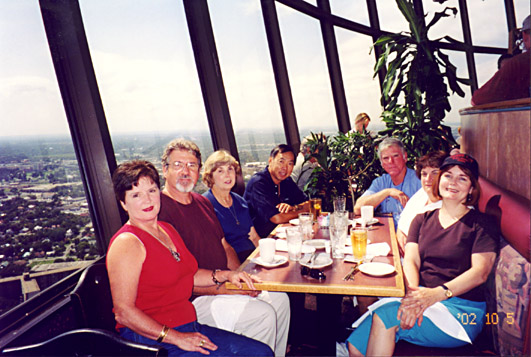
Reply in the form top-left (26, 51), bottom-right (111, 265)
top-left (156, 325), bottom-right (170, 343)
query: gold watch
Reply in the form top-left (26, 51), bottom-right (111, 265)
top-left (441, 284), bottom-right (453, 298)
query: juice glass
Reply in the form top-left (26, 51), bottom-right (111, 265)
top-left (350, 227), bottom-right (368, 262)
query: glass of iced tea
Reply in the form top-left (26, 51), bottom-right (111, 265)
top-left (310, 198), bottom-right (322, 220)
top-left (350, 227), bottom-right (368, 262)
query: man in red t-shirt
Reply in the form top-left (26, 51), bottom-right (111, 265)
top-left (158, 138), bottom-right (290, 356)
top-left (472, 15), bottom-right (530, 105)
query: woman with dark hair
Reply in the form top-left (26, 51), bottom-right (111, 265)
top-left (396, 151), bottom-right (447, 253)
top-left (347, 154), bottom-right (498, 356)
top-left (106, 160), bottom-right (272, 356)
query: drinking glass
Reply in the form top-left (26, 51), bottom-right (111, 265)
top-left (329, 224), bottom-right (347, 259)
top-left (333, 196), bottom-right (346, 212)
top-left (350, 227), bottom-right (368, 262)
top-left (286, 226), bottom-right (303, 261)
top-left (330, 210), bottom-right (348, 227)
top-left (298, 212), bottom-right (314, 240)
top-left (309, 198), bottom-right (322, 220)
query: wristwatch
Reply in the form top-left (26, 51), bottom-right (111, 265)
top-left (441, 284), bottom-right (453, 299)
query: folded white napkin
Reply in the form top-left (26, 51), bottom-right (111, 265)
top-left (343, 242), bottom-right (390, 257)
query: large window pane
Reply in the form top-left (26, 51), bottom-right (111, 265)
top-left (335, 28), bottom-right (382, 132)
top-left (277, 3), bottom-right (337, 138)
top-left (375, 0), bottom-right (408, 33)
top-left (208, 0), bottom-right (285, 172)
top-left (79, 0), bottom-right (213, 192)
top-left (330, 0), bottom-right (370, 26)
top-left (423, 0), bottom-right (463, 42)
top-left (0, 1), bottom-right (97, 313)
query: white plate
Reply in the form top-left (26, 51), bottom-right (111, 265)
top-left (353, 218), bottom-right (379, 226)
top-left (251, 255), bottom-right (288, 268)
top-left (303, 239), bottom-right (327, 250)
top-left (300, 252), bottom-right (333, 269)
top-left (358, 262), bottom-right (395, 276)
top-left (289, 218), bottom-right (299, 225)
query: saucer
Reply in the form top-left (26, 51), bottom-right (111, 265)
top-left (300, 252), bottom-right (333, 269)
top-left (251, 255), bottom-right (288, 268)
top-left (353, 218), bottom-right (379, 226)
top-left (303, 239), bottom-right (327, 250)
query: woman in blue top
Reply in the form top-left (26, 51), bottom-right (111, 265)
top-left (203, 150), bottom-right (260, 263)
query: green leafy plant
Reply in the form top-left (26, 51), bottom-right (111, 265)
top-left (304, 131), bottom-right (383, 212)
top-left (374, 0), bottom-right (466, 163)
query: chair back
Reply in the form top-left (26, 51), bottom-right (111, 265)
top-left (69, 262), bottom-right (116, 331)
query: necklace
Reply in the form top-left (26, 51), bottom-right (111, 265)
top-left (214, 190), bottom-right (240, 225)
top-left (228, 204), bottom-right (240, 225)
top-left (147, 225), bottom-right (181, 262)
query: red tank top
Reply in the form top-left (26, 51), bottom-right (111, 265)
top-left (107, 221), bottom-right (198, 329)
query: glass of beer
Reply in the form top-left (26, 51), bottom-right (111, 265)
top-left (350, 227), bottom-right (368, 262)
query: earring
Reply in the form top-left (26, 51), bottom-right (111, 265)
top-left (467, 193), bottom-right (472, 202)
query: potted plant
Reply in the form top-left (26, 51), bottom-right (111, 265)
top-left (373, 0), bottom-right (465, 162)
top-left (303, 131), bottom-right (383, 212)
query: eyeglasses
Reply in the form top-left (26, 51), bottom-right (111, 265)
top-left (300, 266), bottom-right (326, 281)
top-left (170, 161), bottom-right (199, 172)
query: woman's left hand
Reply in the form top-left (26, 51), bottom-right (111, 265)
top-left (225, 271), bottom-right (262, 290)
top-left (403, 286), bottom-right (445, 326)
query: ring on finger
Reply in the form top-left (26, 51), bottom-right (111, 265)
top-left (199, 339), bottom-right (205, 347)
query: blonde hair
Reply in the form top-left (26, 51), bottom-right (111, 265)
top-left (203, 150), bottom-right (241, 188)
top-left (355, 112), bottom-right (370, 124)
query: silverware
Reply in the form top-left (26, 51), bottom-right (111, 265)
top-left (343, 264), bottom-right (359, 281)
top-left (309, 251), bottom-right (318, 266)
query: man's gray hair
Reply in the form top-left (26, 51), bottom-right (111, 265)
top-left (300, 135), bottom-right (313, 152)
top-left (161, 138), bottom-right (202, 168)
top-left (377, 137), bottom-right (406, 160)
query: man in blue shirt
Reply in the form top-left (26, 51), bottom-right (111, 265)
top-left (354, 137), bottom-right (421, 228)
top-left (244, 144), bottom-right (310, 238)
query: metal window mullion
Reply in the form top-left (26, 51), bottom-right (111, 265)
top-left (317, 0), bottom-right (350, 133)
top-left (39, 0), bottom-right (123, 251)
top-left (262, 0), bottom-right (300, 151)
top-left (182, 0), bottom-right (240, 162)
top-left (458, 0), bottom-right (478, 94)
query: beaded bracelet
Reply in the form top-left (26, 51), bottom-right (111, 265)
top-left (212, 269), bottom-right (222, 286)
top-left (156, 325), bottom-right (170, 343)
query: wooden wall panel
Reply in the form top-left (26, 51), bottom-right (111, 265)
top-left (460, 101), bottom-right (530, 200)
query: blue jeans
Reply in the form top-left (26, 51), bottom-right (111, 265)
top-left (120, 321), bottom-right (273, 356)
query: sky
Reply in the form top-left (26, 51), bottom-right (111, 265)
top-left (0, 0), bottom-right (529, 138)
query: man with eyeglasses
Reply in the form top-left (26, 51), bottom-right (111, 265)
top-left (158, 138), bottom-right (290, 356)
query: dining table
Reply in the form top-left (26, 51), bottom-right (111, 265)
top-left (226, 214), bottom-right (404, 297)
top-left (226, 214), bottom-right (405, 355)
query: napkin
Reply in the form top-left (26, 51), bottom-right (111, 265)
top-left (343, 242), bottom-right (390, 258)
top-left (273, 226), bottom-right (287, 239)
